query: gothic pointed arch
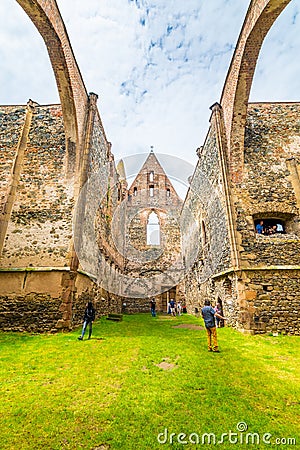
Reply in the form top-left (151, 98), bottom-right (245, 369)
top-left (220, 0), bottom-right (292, 182)
top-left (147, 210), bottom-right (161, 246)
top-left (15, 0), bottom-right (89, 174)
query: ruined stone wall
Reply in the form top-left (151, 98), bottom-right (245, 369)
top-left (72, 272), bottom-right (122, 327)
top-left (1, 104), bottom-right (73, 268)
top-left (88, 111), bottom-right (110, 176)
top-left (0, 269), bottom-right (65, 332)
top-left (182, 119), bottom-right (232, 313)
top-left (88, 111), bottom-right (125, 271)
top-left (187, 103), bottom-right (300, 335)
top-left (241, 269), bottom-right (300, 335)
top-left (212, 268), bottom-right (300, 336)
top-left (235, 103), bottom-right (300, 267)
top-left (126, 209), bottom-right (181, 273)
top-left (123, 152), bottom-right (183, 306)
top-left (0, 103), bottom-right (123, 332)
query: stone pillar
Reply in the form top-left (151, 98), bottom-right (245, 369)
top-left (0, 100), bottom-right (35, 256)
top-left (210, 102), bottom-right (240, 270)
top-left (57, 93), bottom-right (98, 330)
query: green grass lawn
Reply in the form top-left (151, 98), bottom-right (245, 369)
top-left (0, 313), bottom-right (299, 449)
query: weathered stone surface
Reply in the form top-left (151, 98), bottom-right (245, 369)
top-left (1, 105), bottom-right (73, 268)
top-left (123, 151), bottom-right (183, 311)
top-left (182, 102), bottom-right (300, 335)
top-left (1, 1), bottom-right (300, 336)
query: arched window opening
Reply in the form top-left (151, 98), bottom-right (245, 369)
top-left (133, 187), bottom-right (137, 197)
top-left (166, 188), bottom-right (171, 197)
top-left (149, 171), bottom-right (154, 182)
top-left (149, 185), bottom-right (154, 197)
top-left (147, 211), bottom-right (160, 246)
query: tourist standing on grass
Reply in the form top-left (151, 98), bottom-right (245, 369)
top-left (78, 301), bottom-right (96, 340)
top-left (170, 299), bottom-right (176, 316)
top-left (214, 302), bottom-right (223, 328)
top-left (150, 298), bottom-right (156, 317)
top-left (201, 300), bottom-right (226, 352)
top-left (167, 300), bottom-right (171, 314)
top-left (177, 301), bottom-right (182, 316)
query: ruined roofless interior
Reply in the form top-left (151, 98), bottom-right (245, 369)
top-left (0, 0), bottom-right (300, 335)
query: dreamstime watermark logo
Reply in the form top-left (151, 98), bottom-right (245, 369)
top-left (73, 153), bottom-right (225, 299)
top-left (157, 422), bottom-right (297, 446)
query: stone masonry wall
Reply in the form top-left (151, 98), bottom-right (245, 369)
top-left (216, 268), bottom-right (300, 336)
top-left (241, 269), bottom-right (300, 335)
top-left (182, 119), bottom-right (232, 313)
top-left (0, 103), bottom-right (122, 332)
top-left (1, 104), bottom-right (74, 268)
top-left (123, 152), bottom-right (183, 305)
top-left (0, 269), bottom-right (65, 332)
top-left (234, 103), bottom-right (300, 267)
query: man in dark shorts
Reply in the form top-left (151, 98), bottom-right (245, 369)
top-left (201, 300), bottom-right (226, 352)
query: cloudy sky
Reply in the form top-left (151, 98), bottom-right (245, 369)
top-left (1, 0), bottom-right (300, 169)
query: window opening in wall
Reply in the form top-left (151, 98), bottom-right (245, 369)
top-left (133, 187), bottom-right (137, 196)
top-left (166, 188), bottom-right (170, 197)
top-left (149, 171), bottom-right (154, 182)
top-left (147, 211), bottom-right (160, 245)
top-left (149, 185), bottom-right (154, 197)
top-left (254, 218), bottom-right (285, 235)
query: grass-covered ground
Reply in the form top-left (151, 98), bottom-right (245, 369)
top-left (0, 313), bottom-right (299, 449)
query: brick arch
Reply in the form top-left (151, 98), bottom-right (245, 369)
top-left (220, 0), bottom-right (292, 182)
top-left (16, 0), bottom-right (89, 174)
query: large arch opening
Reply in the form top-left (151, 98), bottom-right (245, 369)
top-left (0, 0), bottom-right (91, 332)
top-left (0, 0), bottom-right (88, 265)
top-left (0, 1), bottom-right (58, 105)
top-left (14, 0), bottom-right (89, 168)
top-left (220, 0), bottom-right (292, 181)
top-left (250, 1), bottom-right (300, 102)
